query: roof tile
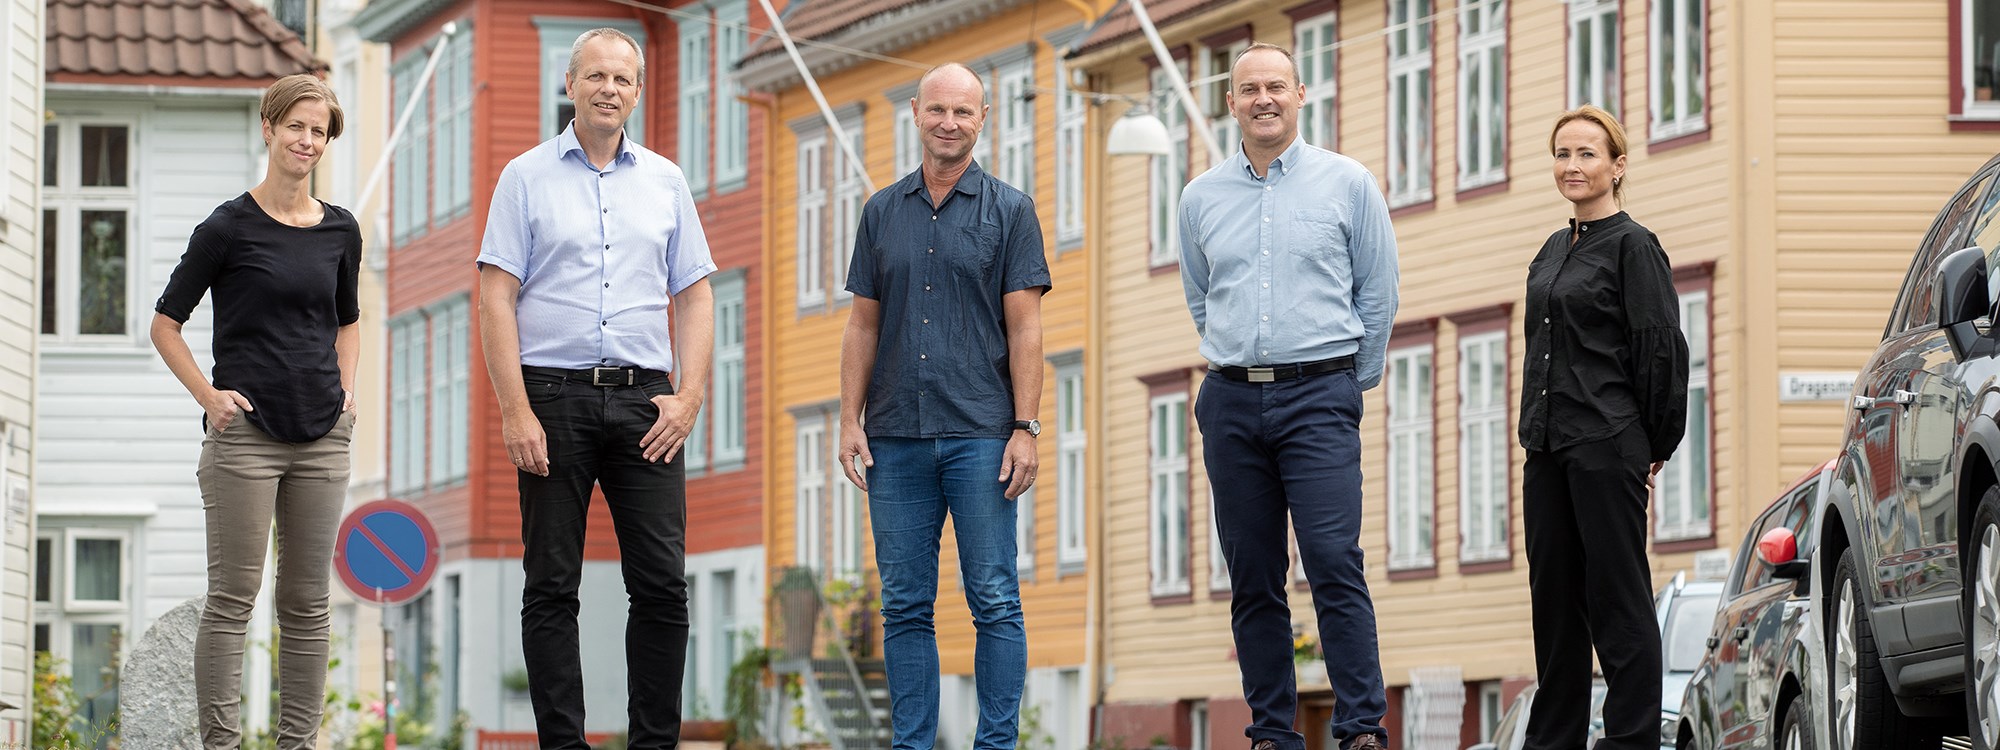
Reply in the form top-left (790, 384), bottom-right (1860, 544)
top-left (46, 0), bottom-right (323, 83)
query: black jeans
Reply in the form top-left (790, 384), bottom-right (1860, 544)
top-left (1195, 370), bottom-right (1388, 750)
top-left (518, 368), bottom-right (689, 749)
top-left (1522, 423), bottom-right (1661, 750)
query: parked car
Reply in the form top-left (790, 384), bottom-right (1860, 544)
top-left (1467, 680), bottom-right (1608, 750)
top-left (1658, 572), bottom-right (1725, 750)
top-left (1826, 154), bottom-right (2000, 749)
top-left (1677, 460), bottom-right (1836, 750)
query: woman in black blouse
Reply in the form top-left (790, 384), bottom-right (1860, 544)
top-left (150, 74), bottom-right (359, 749)
top-left (1519, 105), bottom-right (1689, 750)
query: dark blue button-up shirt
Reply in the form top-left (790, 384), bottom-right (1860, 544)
top-left (846, 161), bottom-right (1052, 439)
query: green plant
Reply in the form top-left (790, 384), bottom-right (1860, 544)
top-left (501, 666), bottom-right (531, 694)
top-left (821, 576), bottom-right (879, 658)
top-left (1291, 622), bottom-right (1320, 664)
top-left (32, 652), bottom-right (82, 750)
top-left (724, 639), bottom-right (778, 747)
top-left (1018, 703), bottom-right (1054, 750)
top-left (1148, 734), bottom-right (1171, 749)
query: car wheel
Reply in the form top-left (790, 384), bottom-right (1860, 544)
top-left (1968, 485), bottom-right (2000, 750)
top-left (1832, 548), bottom-right (1935, 750)
top-left (1781, 697), bottom-right (1810, 750)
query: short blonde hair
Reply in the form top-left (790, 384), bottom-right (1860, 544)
top-left (261, 73), bottom-right (344, 141)
top-left (1549, 104), bottom-right (1628, 202)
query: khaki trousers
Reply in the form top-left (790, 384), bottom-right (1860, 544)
top-left (194, 410), bottom-right (352, 750)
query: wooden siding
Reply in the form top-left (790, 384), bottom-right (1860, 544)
top-left (0, 0), bottom-right (35, 729)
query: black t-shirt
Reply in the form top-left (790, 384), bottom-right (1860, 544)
top-left (156, 192), bottom-right (362, 443)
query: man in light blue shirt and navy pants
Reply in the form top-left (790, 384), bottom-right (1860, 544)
top-left (475, 29), bottom-right (716, 749)
top-left (1180, 43), bottom-right (1398, 750)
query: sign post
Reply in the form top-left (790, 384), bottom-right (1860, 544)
top-left (333, 499), bottom-right (440, 750)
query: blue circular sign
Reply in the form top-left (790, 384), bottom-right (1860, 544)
top-left (333, 499), bottom-right (441, 605)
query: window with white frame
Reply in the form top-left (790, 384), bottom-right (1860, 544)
top-left (687, 398), bottom-right (708, 472)
top-left (678, 18), bottom-right (711, 195)
top-left (1055, 62), bottom-right (1086, 244)
top-left (40, 118), bottom-right (135, 342)
top-left (1458, 330), bottom-right (1508, 563)
top-left (1055, 361), bottom-right (1086, 569)
top-left (1016, 485), bottom-right (1036, 576)
top-left (713, 272), bottom-right (747, 466)
top-left (1208, 487), bottom-right (1230, 592)
top-left (431, 31), bottom-right (473, 221)
top-left (537, 18), bottom-right (646, 142)
top-left (893, 93), bottom-right (921, 178)
top-left (1202, 41), bottom-right (1246, 157)
top-left (1658, 288), bottom-right (1711, 540)
top-left (427, 297), bottom-right (470, 487)
top-left (1960, 0), bottom-right (2000, 118)
top-left (1149, 64), bottom-right (1189, 267)
top-left (831, 436), bottom-right (863, 581)
top-left (717, 1), bottom-right (751, 187)
top-left (391, 56), bottom-right (427, 241)
top-left (1149, 391), bottom-right (1191, 596)
top-left (1568, 0), bottom-right (1620, 117)
top-left (1295, 11), bottom-right (1339, 149)
top-left (1479, 682), bottom-right (1504, 741)
top-left (1387, 345), bottom-right (1435, 570)
top-left (390, 315), bottom-right (428, 495)
top-left (1457, 0), bottom-right (1506, 190)
top-left (996, 62), bottom-right (1036, 196)
top-left (973, 72), bottom-right (995, 172)
top-left (795, 415), bottom-right (827, 573)
top-left (35, 527), bottom-right (130, 740)
top-left (1388, 0), bottom-right (1434, 206)
top-left (795, 132), bottom-right (828, 306)
top-left (1649, 0), bottom-right (1706, 140)
top-left (831, 114), bottom-right (866, 301)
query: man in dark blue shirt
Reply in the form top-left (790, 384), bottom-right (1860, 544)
top-left (838, 61), bottom-right (1051, 750)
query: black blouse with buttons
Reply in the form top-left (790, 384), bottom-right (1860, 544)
top-left (1519, 211), bottom-right (1689, 462)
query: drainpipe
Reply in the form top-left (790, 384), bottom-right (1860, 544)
top-left (753, 0), bottom-right (873, 194)
top-left (1127, 0), bottom-right (1226, 167)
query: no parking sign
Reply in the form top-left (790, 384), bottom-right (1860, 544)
top-left (332, 499), bottom-right (441, 605)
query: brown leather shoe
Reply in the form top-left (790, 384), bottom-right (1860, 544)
top-left (1343, 735), bottom-right (1387, 750)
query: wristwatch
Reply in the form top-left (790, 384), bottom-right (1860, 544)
top-left (1012, 419), bottom-right (1042, 437)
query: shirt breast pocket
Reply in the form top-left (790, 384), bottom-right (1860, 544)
top-left (1287, 209), bottom-right (1350, 279)
top-left (953, 224), bottom-right (1001, 279)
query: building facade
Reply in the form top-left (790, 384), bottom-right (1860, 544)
top-left (0, 0), bottom-right (38, 739)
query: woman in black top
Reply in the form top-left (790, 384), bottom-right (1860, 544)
top-left (150, 74), bottom-right (360, 749)
top-left (1519, 105), bottom-right (1689, 750)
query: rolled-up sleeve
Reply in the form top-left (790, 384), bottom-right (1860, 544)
top-left (1622, 233), bottom-right (1690, 462)
top-left (475, 161), bottom-right (531, 281)
top-left (664, 171), bottom-right (718, 294)
top-left (156, 217), bottom-right (230, 323)
top-left (1347, 171), bottom-right (1400, 391)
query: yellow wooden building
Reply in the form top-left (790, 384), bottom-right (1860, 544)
top-left (738, 1), bottom-right (1102, 745)
top-left (1062, 0), bottom-right (2000, 747)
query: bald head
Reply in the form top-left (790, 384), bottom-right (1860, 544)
top-left (910, 62), bottom-right (987, 168)
top-left (918, 62), bottom-right (986, 106)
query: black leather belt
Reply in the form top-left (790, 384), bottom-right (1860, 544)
top-left (522, 365), bottom-right (669, 387)
top-left (1209, 356), bottom-right (1354, 383)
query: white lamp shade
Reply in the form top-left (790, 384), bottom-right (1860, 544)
top-left (1107, 112), bottom-right (1172, 157)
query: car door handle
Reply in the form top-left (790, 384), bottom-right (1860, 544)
top-left (1733, 625), bottom-right (1750, 643)
top-left (1853, 394), bottom-right (1875, 410)
top-left (1892, 389), bottom-right (1918, 405)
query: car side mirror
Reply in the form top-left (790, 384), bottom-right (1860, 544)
top-left (1936, 246), bottom-right (1988, 328)
top-left (1759, 526), bottom-right (1812, 591)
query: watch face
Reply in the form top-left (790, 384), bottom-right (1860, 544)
top-left (1029, 420), bottom-right (1042, 436)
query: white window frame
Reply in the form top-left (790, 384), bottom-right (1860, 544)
top-left (1295, 11), bottom-right (1339, 149)
top-left (535, 18), bottom-right (647, 142)
top-left (391, 314), bottom-right (428, 495)
top-left (831, 115), bottom-right (865, 302)
top-left (795, 132), bottom-right (828, 307)
top-left (1567, 0), bottom-right (1620, 117)
top-left (1149, 64), bottom-right (1189, 268)
top-left (1054, 61), bottom-right (1086, 244)
top-left (1149, 391), bottom-right (1191, 597)
top-left (392, 55), bottom-right (427, 241)
top-left (1201, 41), bottom-right (1247, 159)
top-left (1648, 0), bottom-right (1706, 141)
top-left (996, 62), bottom-right (1036, 197)
top-left (1055, 363), bottom-right (1087, 569)
top-left (678, 18), bottom-right (711, 196)
top-left (60, 529), bottom-right (129, 612)
top-left (1016, 485), bottom-right (1036, 576)
top-left (687, 398), bottom-right (709, 472)
top-left (1479, 682), bottom-right (1504, 741)
top-left (830, 432), bottom-right (862, 582)
top-left (1457, 330), bottom-right (1509, 563)
top-left (713, 272), bottom-right (747, 467)
top-left (1388, 0), bottom-right (1435, 207)
top-left (1657, 288), bottom-right (1712, 541)
top-left (1208, 487), bottom-right (1230, 592)
top-left (1961, 0), bottom-right (2000, 119)
top-left (35, 524), bottom-right (130, 741)
top-left (432, 30), bottom-right (474, 222)
top-left (795, 416), bottom-right (827, 573)
top-left (428, 297), bottom-right (470, 487)
top-left (1457, 0), bottom-right (1506, 190)
top-left (893, 98), bottom-right (921, 178)
top-left (716, 1), bottom-right (751, 187)
top-left (40, 117), bottom-right (139, 344)
top-left (1387, 344), bottom-right (1435, 570)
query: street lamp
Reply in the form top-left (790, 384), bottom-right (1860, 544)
top-left (1107, 108), bottom-right (1171, 157)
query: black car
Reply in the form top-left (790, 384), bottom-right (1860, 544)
top-left (1824, 154), bottom-right (2000, 750)
top-left (1678, 460), bottom-right (1833, 750)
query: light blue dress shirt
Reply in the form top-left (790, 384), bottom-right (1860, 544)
top-left (477, 125), bottom-right (717, 372)
top-left (1178, 137), bottom-right (1400, 389)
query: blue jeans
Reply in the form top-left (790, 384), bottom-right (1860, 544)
top-left (1195, 370), bottom-right (1388, 749)
top-left (867, 437), bottom-right (1027, 750)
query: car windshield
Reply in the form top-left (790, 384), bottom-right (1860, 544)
top-left (1664, 592), bottom-right (1720, 672)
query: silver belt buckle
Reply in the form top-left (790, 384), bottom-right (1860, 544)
top-left (591, 367), bottom-right (626, 386)
top-left (1246, 367), bottom-right (1275, 383)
